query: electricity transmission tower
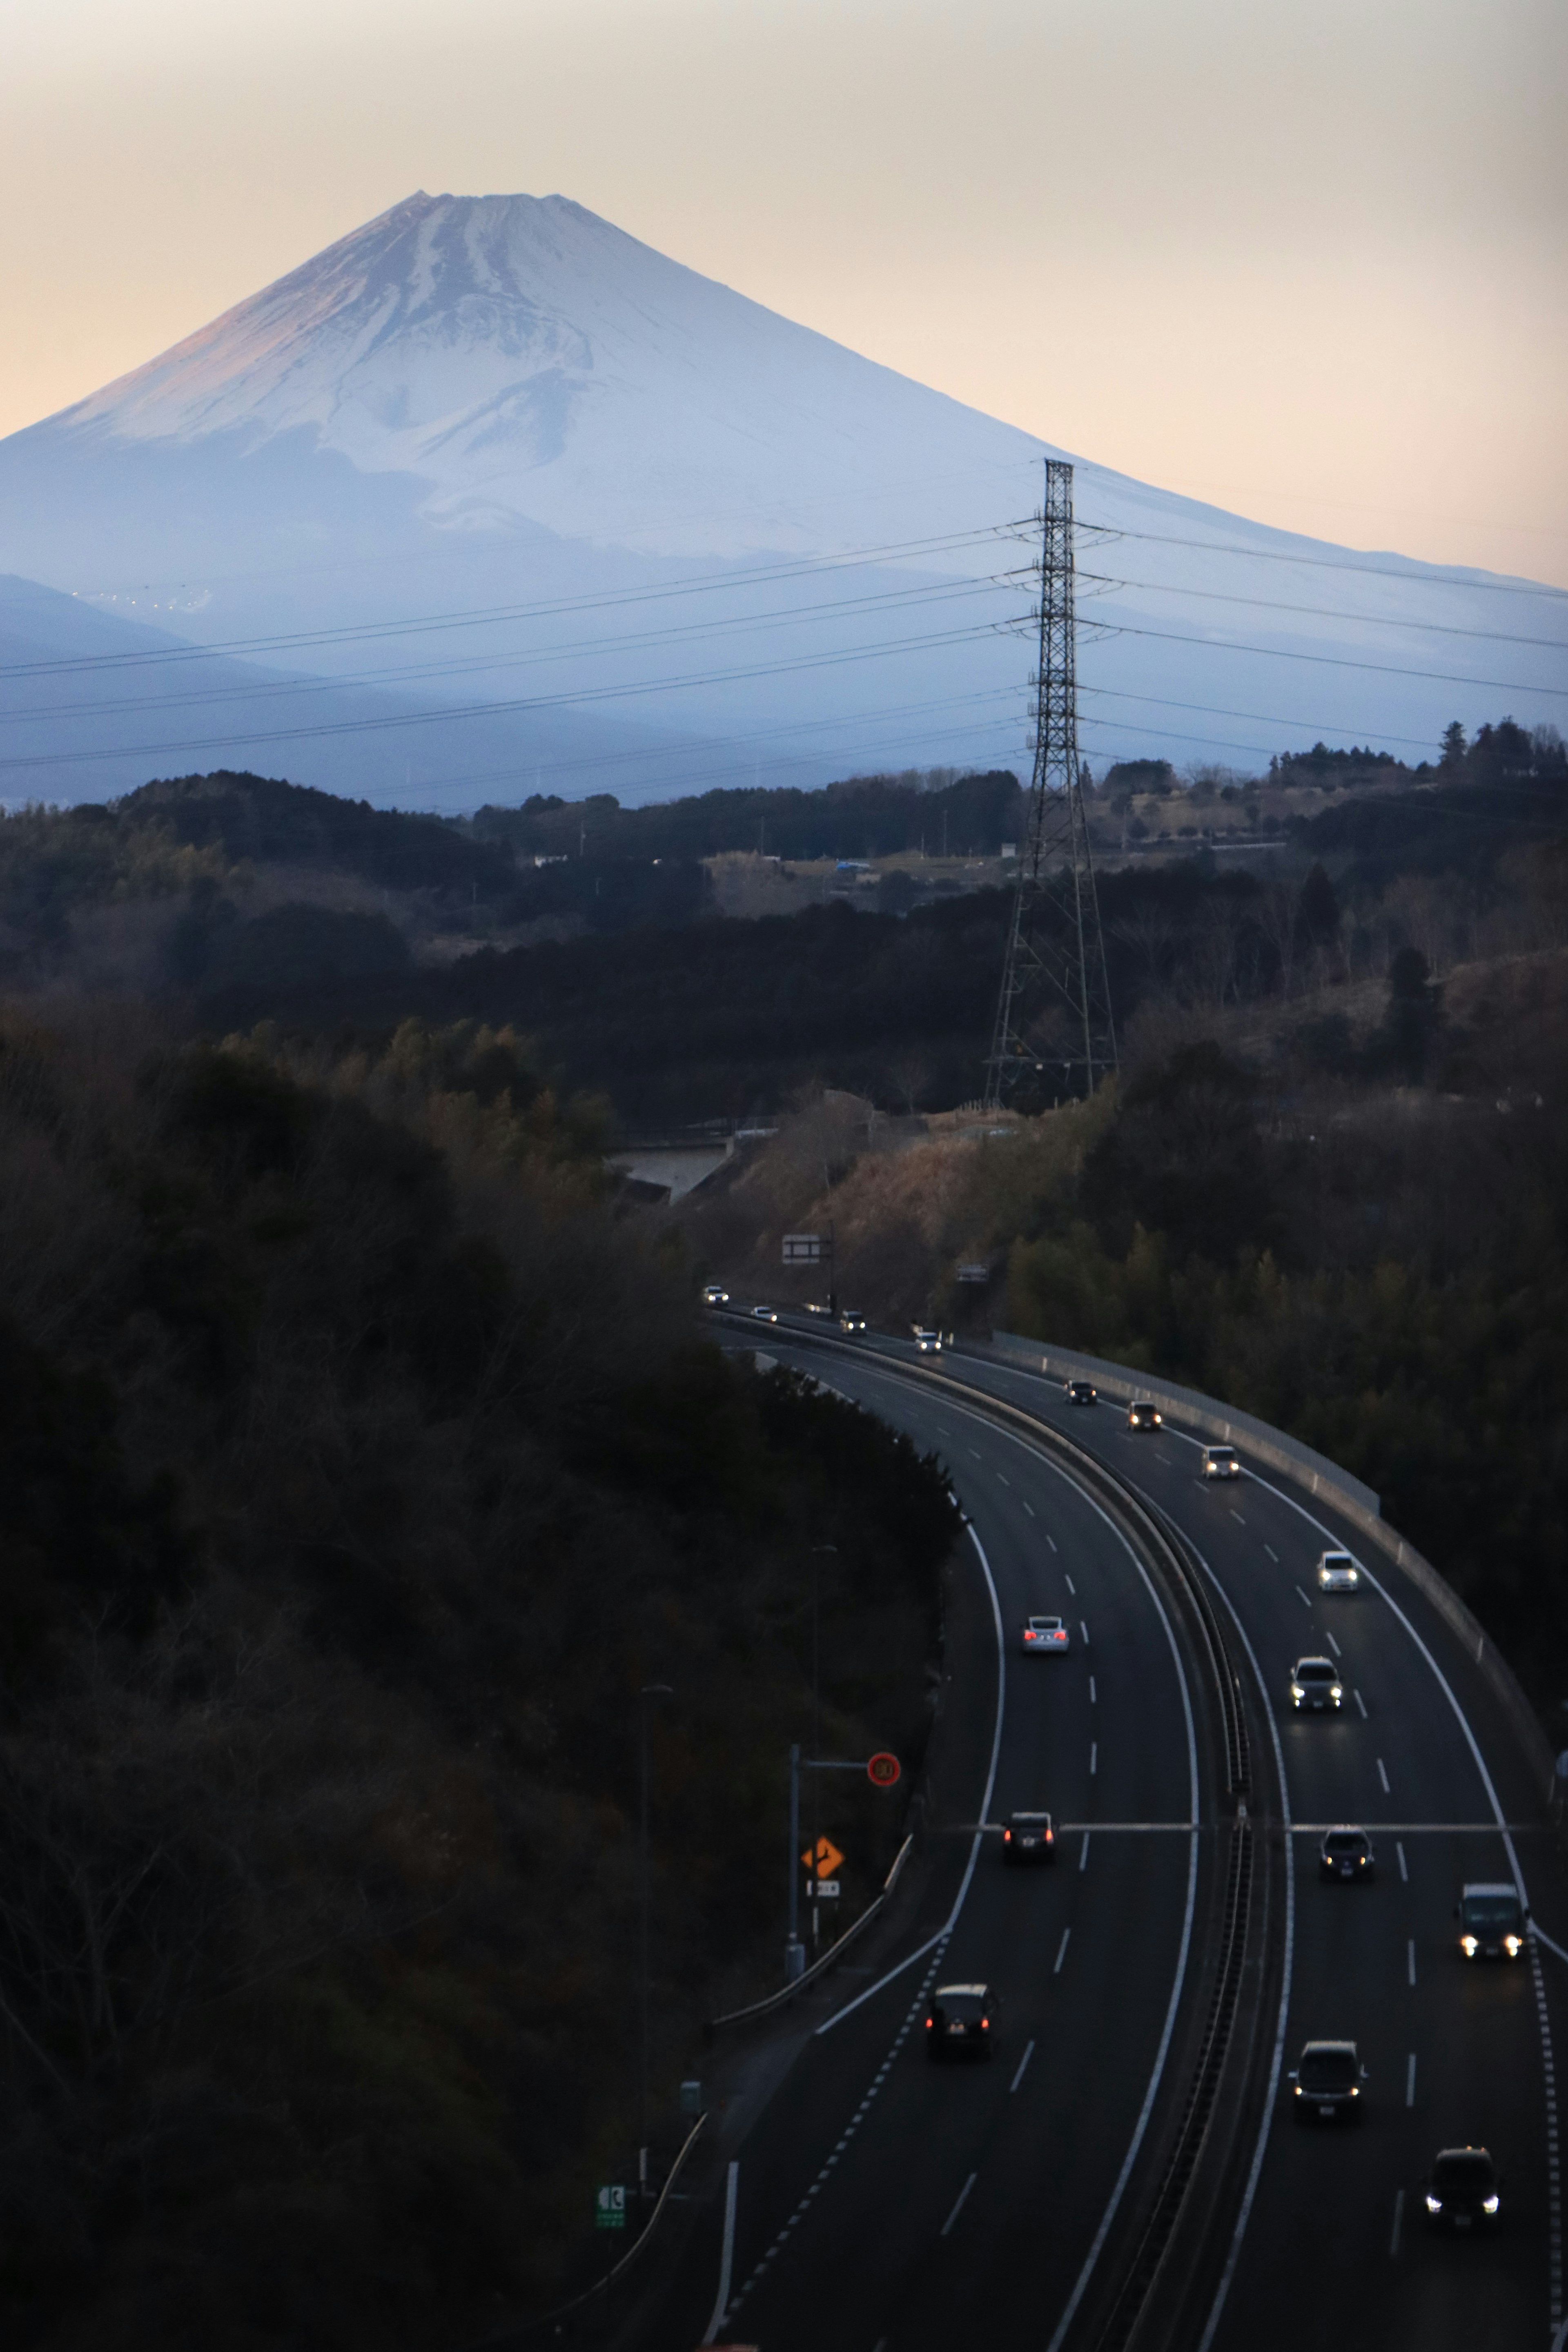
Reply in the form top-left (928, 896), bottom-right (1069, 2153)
top-left (984, 459), bottom-right (1117, 1110)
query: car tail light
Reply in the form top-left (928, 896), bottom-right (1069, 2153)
top-left (925, 2016), bottom-right (933, 2028)
top-left (981, 2019), bottom-right (989, 2029)
top-left (1045, 1829), bottom-right (1054, 1842)
top-left (1003, 1829), bottom-right (1011, 1842)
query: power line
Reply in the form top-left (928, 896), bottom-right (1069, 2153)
top-left (1077, 572), bottom-right (1567, 651)
top-left (1077, 523), bottom-right (1568, 600)
top-left (1085, 622), bottom-right (1568, 701)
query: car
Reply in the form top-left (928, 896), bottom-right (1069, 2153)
top-left (1316, 1549), bottom-right (1361, 1593)
top-left (750, 1304), bottom-right (779, 1323)
top-left (839, 1310), bottom-right (868, 1334)
top-left (1022, 1615), bottom-right (1070, 1654)
top-left (1319, 1827), bottom-right (1376, 1881)
top-left (1201, 1445), bottom-right (1240, 1480)
top-left (1065, 1379), bottom-right (1098, 1406)
top-left (1289, 1657), bottom-right (1343, 1712)
top-left (1127, 1399), bottom-right (1162, 1431)
top-left (925, 1983), bottom-right (993, 2059)
top-left (913, 1327), bottom-right (944, 1353)
top-left (803, 1300), bottom-right (833, 1317)
top-left (1287, 2039), bottom-right (1367, 2123)
top-left (1002, 1810), bottom-right (1056, 1864)
top-left (1455, 1882), bottom-right (1528, 1960)
top-left (700, 1283), bottom-right (729, 1306)
top-left (1423, 2146), bottom-right (1503, 2231)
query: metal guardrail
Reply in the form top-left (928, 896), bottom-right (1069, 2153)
top-left (981, 1332), bottom-right (1559, 1807)
top-left (706, 1835), bottom-right (915, 2036)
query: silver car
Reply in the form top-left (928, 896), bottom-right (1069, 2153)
top-left (1317, 1550), bottom-right (1361, 1592)
top-left (1202, 1446), bottom-right (1240, 1480)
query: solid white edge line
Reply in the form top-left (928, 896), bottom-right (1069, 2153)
top-left (702, 2161), bottom-right (739, 2345)
top-left (1535, 1926), bottom-right (1568, 1969)
top-left (815, 1522), bottom-right (1004, 2036)
top-left (1190, 1533), bottom-right (1295, 2352)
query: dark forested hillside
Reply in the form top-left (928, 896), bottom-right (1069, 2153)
top-left (0, 1007), bottom-right (957, 2350)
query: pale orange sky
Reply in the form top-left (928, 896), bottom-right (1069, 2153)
top-left (4, 0), bottom-right (1566, 583)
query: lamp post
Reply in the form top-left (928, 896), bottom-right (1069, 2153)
top-left (639, 1682), bottom-right (673, 2194)
top-left (809, 1546), bottom-right (837, 1949)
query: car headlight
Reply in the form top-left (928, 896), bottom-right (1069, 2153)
top-left (1330, 1685), bottom-right (1343, 1700)
top-left (1505, 1935), bottom-right (1522, 1956)
top-left (1290, 1684), bottom-right (1304, 1699)
top-left (1349, 2086), bottom-right (1359, 2096)
top-left (1461, 1934), bottom-right (1479, 1956)
top-left (1425, 2194), bottom-right (1442, 2214)
top-left (1483, 2194), bottom-right (1499, 2213)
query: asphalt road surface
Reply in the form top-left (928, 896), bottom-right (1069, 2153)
top-left (642, 1321), bottom-right (1564, 2352)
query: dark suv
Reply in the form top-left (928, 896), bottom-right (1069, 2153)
top-left (1065, 1379), bottom-right (1097, 1405)
top-left (925, 1984), bottom-right (994, 2060)
top-left (1002, 1811), bottom-right (1056, 1865)
top-left (1288, 2040), bottom-right (1367, 2123)
top-left (1456, 1882), bottom-right (1528, 1960)
top-left (1127, 1399), bottom-right (1162, 1431)
top-left (1319, 1828), bottom-right (1375, 1882)
top-left (1423, 2146), bottom-right (1502, 2231)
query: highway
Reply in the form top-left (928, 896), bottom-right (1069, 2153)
top-left (640, 1319), bottom-right (1565, 2350)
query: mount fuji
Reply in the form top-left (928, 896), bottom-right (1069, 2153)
top-left (0, 191), bottom-right (1561, 809)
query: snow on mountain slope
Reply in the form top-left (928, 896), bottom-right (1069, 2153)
top-left (0, 192), bottom-right (1562, 805)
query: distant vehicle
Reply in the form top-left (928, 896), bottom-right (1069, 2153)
top-left (1127, 1399), bottom-right (1162, 1431)
top-left (1287, 2039), bottom-right (1367, 2123)
top-left (925, 1984), bottom-right (993, 2059)
top-left (1201, 1445), bottom-right (1240, 1480)
top-left (1316, 1550), bottom-right (1361, 1592)
top-left (839, 1310), bottom-right (868, 1334)
top-left (1065, 1379), bottom-right (1098, 1405)
top-left (1319, 1828), bottom-right (1375, 1881)
top-left (1456, 1882), bottom-right (1528, 1960)
top-left (701, 1283), bottom-right (729, 1306)
top-left (913, 1328), bottom-right (944, 1353)
top-left (803, 1300), bottom-right (833, 1317)
top-left (750, 1305), bottom-right (779, 1324)
top-left (1002, 1810), bottom-right (1056, 1864)
top-left (1022, 1615), bottom-right (1070, 1654)
top-left (1289, 1657), bottom-right (1343, 1712)
top-left (1423, 2146), bottom-right (1502, 2230)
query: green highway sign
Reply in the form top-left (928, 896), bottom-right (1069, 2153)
top-left (595, 2185), bottom-right (627, 2230)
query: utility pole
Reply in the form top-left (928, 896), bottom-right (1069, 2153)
top-left (985, 459), bottom-right (1116, 1110)
top-left (638, 1683), bottom-right (673, 2194)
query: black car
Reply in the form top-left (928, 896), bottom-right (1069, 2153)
top-left (839, 1310), bottom-right (868, 1334)
top-left (1065, 1379), bottom-right (1097, 1405)
top-left (1423, 2146), bottom-right (1502, 2231)
top-left (1002, 1810), bottom-right (1056, 1864)
top-left (1127, 1399), bottom-right (1162, 1431)
top-left (925, 1984), bottom-right (993, 2060)
top-left (1289, 1657), bottom-right (1343, 1713)
top-left (1287, 2039), bottom-right (1367, 2123)
top-left (1456, 1882), bottom-right (1528, 1960)
top-left (1319, 1828), bottom-right (1375, 1882)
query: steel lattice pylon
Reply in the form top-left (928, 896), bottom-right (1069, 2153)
top-left (984, 459), bottom-right (1117, 1109)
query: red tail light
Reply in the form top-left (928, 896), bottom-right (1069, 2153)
top-left (1003, 1829), bottom-right (1011, 1841)
top-left (925, 2016), bottom-right (933, 2028)
top-left (981, 2018), bottom-right (989, 2029)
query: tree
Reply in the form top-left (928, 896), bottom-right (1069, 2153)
top-left (1440, 721), bottom-right (1468, 769)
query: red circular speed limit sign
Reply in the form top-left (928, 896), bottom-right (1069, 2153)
top-left (867, 1751), bottom-right (901, 1788)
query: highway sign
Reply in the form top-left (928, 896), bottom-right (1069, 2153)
top-left (867, 1751), bottom-right (901, 1787)
top-left (782, 1232), bottom-right (824, 1262)
top-left (802, 1835), bottom-right (845, 1878)
top-left (807, 1879), bottom-right (841, 1899)
top-left (957, 1262), bottom-right (990, 1283)
top-left (595, 2185), bottom-right (626, 2230)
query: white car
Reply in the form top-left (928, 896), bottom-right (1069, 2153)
top-left (701, 1283), bottom-right (729, 1306)
top-left (913, 1327), bottom-right (944, 1352)
top-left (750, 1304), bottom-right (779, 1324)
top-left (1316, 1550), bottom-right (1361, 1593)
top-left (1022, 1615), bottom-right (1070, 1654)
top-left (1201, 1446), bottom-right (1240, 1480)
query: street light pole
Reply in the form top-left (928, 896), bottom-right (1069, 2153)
top-left (639, 1682), bottom-right (673, 2194)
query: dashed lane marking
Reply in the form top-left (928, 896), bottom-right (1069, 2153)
top-left (1406, 2053), bottom-right (1417, 2108)
top-left (1397, 1841), bottom-right (1409, 1882)
top-left (1325, 1630), bottom-right (1342, 1657)
top-left (1055, 1929), bottom-right (1072, 1975)
top-left (1090, 1741), bottom-right (1098, 1776)
top-left (1089, 1675), bottom-right (1097, 1704)
top-left (941, 2173), bottom-right (978, 2237)
top-left (1408, 1939), bottom-right (1417, 1988)
top-left (1378, 1755), bottom-right (1390, 1791)
top-left (1080, 1619), bottom-right (1090, 1646)
top-left (1390, 2188), bottom-right (1405, 2258)
top-left (1080, 1833), bottom-right (1091, 1872)
top-left (1011, 2039), bottom-right (1036, 2094)
top-left (1022, 1499), bottom-right (1036, 1518)
top-left (1355, 1690), bottom-right (1370, 1721)
top-left (1230, 1509), bottom-right (1246, 1525)
top-left (997, 1472), bottom-right (1011, 1486)
top-left (1295, 1584), bottom-right (1314, 1610)
top-left (1264, 1543), bottom-right (1279, 1562)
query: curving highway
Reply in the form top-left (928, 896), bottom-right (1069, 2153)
top-left (639, 1319), bottom-right (1565, 2351)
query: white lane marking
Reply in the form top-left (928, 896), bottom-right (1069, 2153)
top-left (1264, 1543), bottom-right (1279, 1563)
top-left (1080, 1833), bottom-right (1091, 1872)
top-left (1295, 1584), bottom-right (1314, 1610)
top-left (997, 1472), bottom-right (1011, 1486)
top-left (1537, 1925), bottom-right (1568, 1969)
top-left (702, 2162), bottom-right (740, 2345)
top-left (1378, 1756), bottom-right (1390, 1792)
top-left (1022, 1499), bottom-right (1036, 1518)
top-left (1011, 2038), bottom-right (1036, 2093)
top-left (941, 2172), bottom-right (977, 2237)
top-left (1355, 1690), bottom-right (1369, 1720)
top-left (968, 1446), bottom-right (983, 1459)
top-left (1230, 1509), bottom-right (1246, 1525)
top-left (1090, 1675), bottom-right (1098, 1704)
top-left (817, 1523), bottom-right (1005, 2036)
top-left (1090, 1741), bottom-right (1099, 1776)
top-left (1054, 1929), bottom-right (1072, 1975)
top-left (1406, 2054), bottom-right (1417, 2109)
top-left (1408, 1939), bottom-right (1417, 1987)
top-left (1325, 1630), bottom-right (1342, 1657)
top-left (793, 1361), bottom-right (1201, 2352)
top-left (1390, 2187), bottom-right (1405, 2258)
top-left (1051, 1539), bottom-right (1062, 1559)
top-left (1080, 1619), bottom-right (1090, 1646)
top-left (1190, 1541), bottom-right (1295, 2352)
top-left (1397, 1841), bottom-right (1409, 1882)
